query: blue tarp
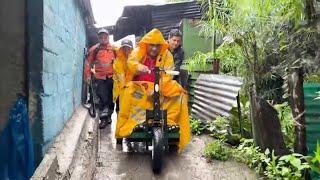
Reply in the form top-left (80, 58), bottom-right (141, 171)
top-left (0, 97), bottom-right (34, 180)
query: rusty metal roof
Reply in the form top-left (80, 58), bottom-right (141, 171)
top-left (191, 74), bottom-right (243, 122)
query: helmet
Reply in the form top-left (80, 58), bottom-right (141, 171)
top-left (121, 39), bottom-right (133, 48)
top-left (98, 28), bottom-right (109, 35)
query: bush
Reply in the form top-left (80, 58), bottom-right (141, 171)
top-left (233, 139), bottom-right (311, 179)
top-left (274, 103), bottom-right (295, 150)
top-left (307, 142), bottom-right (320, 175)
top-left (204, 140), bottom-right (232, 161)
top-left (190, 118), bottom-right (206, 135)
top-left (233, 139), bottom-right (268, 173)
top-left (206, 116), bottom-right (230, 140)
top-left (265, 153), bottom-right (309, 179)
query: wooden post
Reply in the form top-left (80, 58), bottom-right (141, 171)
top-left (212, 59), bottom-right (220, 74)
top-left (289, 69), bottom-right (307, 155)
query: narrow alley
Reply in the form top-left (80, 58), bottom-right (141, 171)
top-left (1, 0), bottom-right (320, 180)
top-left (93, 115), bottom-right (256, 180)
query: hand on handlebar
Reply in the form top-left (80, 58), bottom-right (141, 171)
top-left (90, 68), bottom-right (96, 74)
top-left (138, 64), bottom-right (151, 74)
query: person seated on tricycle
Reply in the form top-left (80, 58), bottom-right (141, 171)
top-left (115, 28), bottom-right (190, 151)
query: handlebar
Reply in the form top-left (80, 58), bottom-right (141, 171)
top-left (145, 68), bottom-right (180, 76)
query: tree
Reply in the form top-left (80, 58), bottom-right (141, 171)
top-left (198, 0), bottom-right (320, 155)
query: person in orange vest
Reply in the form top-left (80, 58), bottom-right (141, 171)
top-left (84, 28), bottom-right (115, 129)
top-left (113, 39), bottom-right (133, 113)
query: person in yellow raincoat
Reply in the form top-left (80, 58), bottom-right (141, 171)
top-left (113, 39), bottom-right (133, 113)
top-left (115, 28), bottom-right (191, 151)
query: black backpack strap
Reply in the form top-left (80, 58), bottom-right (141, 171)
top-left (91, 44), bottom-right (101, 68)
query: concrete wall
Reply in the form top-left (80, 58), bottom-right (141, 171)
top-left (0, 0), bottom-right (26, 132)
top-left (28, 0), bottom-right (87, 163)
top-left (28, 0), bottom-right (44, 165)
top-left (42, 0), bottom-right (86, 146)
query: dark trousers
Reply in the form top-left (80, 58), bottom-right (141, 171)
top-left (116, 98), bottom-right (120, 113)
top-left (95, 78), bottom-right (114, 118)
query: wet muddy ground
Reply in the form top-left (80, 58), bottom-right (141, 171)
top-left (92, 116), bottom-right (257, 180)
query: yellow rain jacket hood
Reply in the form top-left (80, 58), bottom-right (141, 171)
top-left (116, 29), bottom-right (191, 151)
top-left (126, 28), bottom-right (184, 97)
top-left (113, 47), bottom-right (131, 102)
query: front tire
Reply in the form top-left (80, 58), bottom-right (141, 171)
top-left (88, 104), bottom-right (96, 118)
top-left (152, 127), bottom-right (164, 174)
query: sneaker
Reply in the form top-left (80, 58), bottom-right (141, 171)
top-left (99, 119), bottom-right (108, 129)
top-left (83, 102), bottom-right (91, 109)
top-left (100, 109), bottom-right (109, 117)
top-left (106, 116), bottom-right (112, 124)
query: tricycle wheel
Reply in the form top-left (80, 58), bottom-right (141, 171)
top-left (169, 144), bottom-right (178, 153)
top-left (152, 127), bottom-right (164, 174)
top-left (88, 104), bottom-right (96, 118)
top-left (116, 138), bottom-right (123, 145)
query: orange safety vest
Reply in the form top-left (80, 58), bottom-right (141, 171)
top-left (84, 43), bottom-right (115, 80)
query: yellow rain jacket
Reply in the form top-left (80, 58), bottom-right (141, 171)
top-left (113, 47), bottom-right (131, 102)
top-left (115, 29), bottom-right (191, 151)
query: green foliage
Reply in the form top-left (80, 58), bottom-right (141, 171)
top-left (204, 140), bottom-right (232, 161)
top-left (185, 51), bottom-right (213, 72)
top-left (190, 118), bottom-right (206, 135)
top-left (203, 95), bottom-right (252, 143)
top-left (233, 139), bottom-right (267, 173)
top-left (206, 116), bottom-right (230, 139)
top-left (214, 41), bottom-right (246, 75)
top-left (265, 153), bottom-right (309, 179)
top-left (198, 0), bottom-right (319, 100)
top-left (305, 74), bottom-right (320, 83)
top-left (274, 103), bottom-right (295, 150)
top-left (233, 139), bottom-right (311, 179)
top-left (229, 95), bottom-right (252, 138)
top-left (307, 142), bottom-right (320, 174)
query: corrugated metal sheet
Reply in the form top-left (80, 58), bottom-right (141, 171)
top-left (113, 1), bottom-right (202, 40)
top-left (191, 74), bottom-right (243, 122)
top-left (303, 83), bottom-right (320, 180)
top-left (303, 83), bottom-right (320, 153)
top-left (151, 1), bottom-right (202, 38)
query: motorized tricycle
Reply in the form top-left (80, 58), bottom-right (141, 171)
top-left (119, 67), bottom-right (180, 174)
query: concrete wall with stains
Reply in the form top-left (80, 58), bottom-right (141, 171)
top-left (0, 0), bottom-right (26, 132)
top-left (28, 0), bottom-right (87, 164)
top-left (42, 0), bottom-right (86, 147)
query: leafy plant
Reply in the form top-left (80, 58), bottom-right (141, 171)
top-left (265, 153), bottom-right (309, 179)
top-left (274, 103), bottom-right (295, 150)
top-left (228, 95), bottom-right (252, 138)
top-left (305, 74), bottom-right (320, 83)
top-left (190, 118), bottom-right (206, 135)
top-left (307, 142), bottom-right (320, 175)
top-left (198, 0), bottom-right (320, 102)
top-left (233, 138), bottom-right (311, 179)
top-left (214, 41), bottom-right (246, 75)
top-left (185, 51), bottom-right (213, 72)
top-left (233, 139), bottom-right (267, 173)
top-left (206, 116), bottom-right (230, 139)
top-left (204, 140), bottom-right (232, 161)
